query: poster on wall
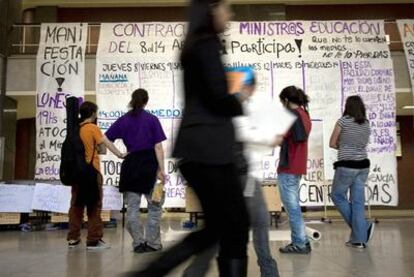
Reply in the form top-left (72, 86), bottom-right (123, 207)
top-left (397, 20), bottom-right (414, 104)
top-left (96, 20), bottom-right (398, 207)
top-left (35, 23), bottom-right (87, 180)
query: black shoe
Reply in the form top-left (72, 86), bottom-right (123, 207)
top-left (144, 244), bottom-right (162, 253)
top-left (86, 239), bottom-right (111, 250)
top-left (134, 243), bottom-right (147, 254)
top-left (345, 241), bottom-right (366, 249)
top-left (367, 222), bottom-right (375, 243)
top-left (279, 242), bottom-right (311, 254)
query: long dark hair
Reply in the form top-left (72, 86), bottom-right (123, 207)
top-left (79, 101), bottom-right (97, 123)
top-left (129, 88), bottom-right (149, 113)
top-left (343, 95), bottom-right (367, 124)
top-left (279, 86), bottom-right (310, 113)
top-left (180, 0), bottom-right (222, 63)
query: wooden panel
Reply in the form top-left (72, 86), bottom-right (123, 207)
top-left (263, 185), bottom-right (282, 212)
top-left (0, 213), bottom-right (21, 225)
top-left (185, 186), bottom-right (202, 213)
top-left (50, 211), bottom-right (111, 223)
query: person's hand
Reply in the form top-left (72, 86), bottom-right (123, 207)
top-left (271, 135), bottom-right (284, 147)
top-left (157, 170), bottom-right (167, 184)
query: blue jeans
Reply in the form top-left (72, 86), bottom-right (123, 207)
top-left (277, 173), bottom-right (308, 248)
top-left (124, 191), bottom-right (164, 249)
top-left (248, 180), bottom-right (279, 277)
top-left (331, 167), bottom-right (370, 243)
top-left (184, 180), bottom-right (279, 277)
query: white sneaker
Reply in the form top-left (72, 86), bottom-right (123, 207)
top-left (86, 239), bottom-right (111, 250)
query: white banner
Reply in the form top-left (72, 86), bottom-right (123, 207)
top-left (35, 23), bottom-right (87, 180)
top-left (0, 185), bottom-right (35, 213)
top-left (28, 184), bottom-right (122, 213)
top-left (102, 185), bottom-right (123, 211)
top-left (31, 183), bottom-right (71, 213)
top-left (96, 21), bottom-right (397, 206)
top-left (397, 20), bottom-right (414, 103)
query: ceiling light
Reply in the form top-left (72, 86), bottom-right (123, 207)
top-left (402, 106), bottom-right (414, 109)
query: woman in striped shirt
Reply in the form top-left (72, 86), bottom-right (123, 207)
top-left (329, 95), bottom-right (375, 249)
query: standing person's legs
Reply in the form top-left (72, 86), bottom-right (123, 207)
top-left (277, 173), bottom-right (309, 250)
top-left (124, 191), bottom-right (144, 250)
top-left (67, 184), bottom-right (84, 244)
top-left (144, 193), bottom-right (164, 250)
top-left (86, 185), bottom-right (104, 244)
top-left (350, 168), bottom-right (370, 243)
top-left (331, 167), bottom-right (355, 227)
top-left (247, 181), bottom-right (279, 277)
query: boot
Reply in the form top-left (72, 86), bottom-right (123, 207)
top-left (217, 257), bottom-right (248, 277)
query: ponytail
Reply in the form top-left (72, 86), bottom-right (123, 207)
top-left (129, 89), bottom-right (149, 113)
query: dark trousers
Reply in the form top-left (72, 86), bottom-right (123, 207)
top-left (67, 184), bottom-right (103, 243)
top-left (133, 162), bottom-right (250, 276)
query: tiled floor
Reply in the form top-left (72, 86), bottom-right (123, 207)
top-left (1, 217), bottom-right (413, 277)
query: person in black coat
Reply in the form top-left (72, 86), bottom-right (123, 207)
top-left (128, 0), bottom-right (251, 276)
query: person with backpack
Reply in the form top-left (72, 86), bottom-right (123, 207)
top-left (277, 86), bottom-right (312, 254)
top-left (66, 101), bottom-right (126, 250)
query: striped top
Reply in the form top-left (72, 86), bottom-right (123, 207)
top-left (337, 116), bottom-right (370, 161)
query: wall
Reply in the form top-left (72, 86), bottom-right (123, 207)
top-left (396, 116), bottom-right (414, 209)
top-left (6, 2), bottom-right (414, 208)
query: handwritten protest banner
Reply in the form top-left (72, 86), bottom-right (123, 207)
top-left (35, 23), bottom-right (87, 180)
top-left (31, 183), bottom-right (71, 213)
top-left (397, 20), bottom-right (414, 105)
top-left (102, 185), bottom-right (123, 211)
top-left (0, 185), bottom-right (35, 213)
top-left (96, 21), bottom-right (397, 206)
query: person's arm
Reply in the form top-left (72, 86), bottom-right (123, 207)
top-left (195, 38), bottom-right (243, 117)
top-left (329, 123), bottom-right (342, 149)
top-left (97, 143), bottom-right (107, 155)
top-left (101, 135), bottom-right (126, 159)
top-left (154, 142), bottom-right (166, 183)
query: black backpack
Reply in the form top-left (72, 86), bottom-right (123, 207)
top-left (60, 97), bottom-right (100, 206)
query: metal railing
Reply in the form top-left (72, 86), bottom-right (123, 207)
top-left (9, 21), bottom-right (403, 55)
top-left (10, 23), bottom-right (101, 55)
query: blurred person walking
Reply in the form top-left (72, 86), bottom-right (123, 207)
top-left (127, 0), bottom-right (251, 276)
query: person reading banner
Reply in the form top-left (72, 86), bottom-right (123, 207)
top-left (329, 95), bottom-right (375, 249)
top-left (67, 101), bottom-right (125, 250)
top-left (105, 88), bottom-right (167, 254)
top-left (277, 86), bottom-right (313, 254)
